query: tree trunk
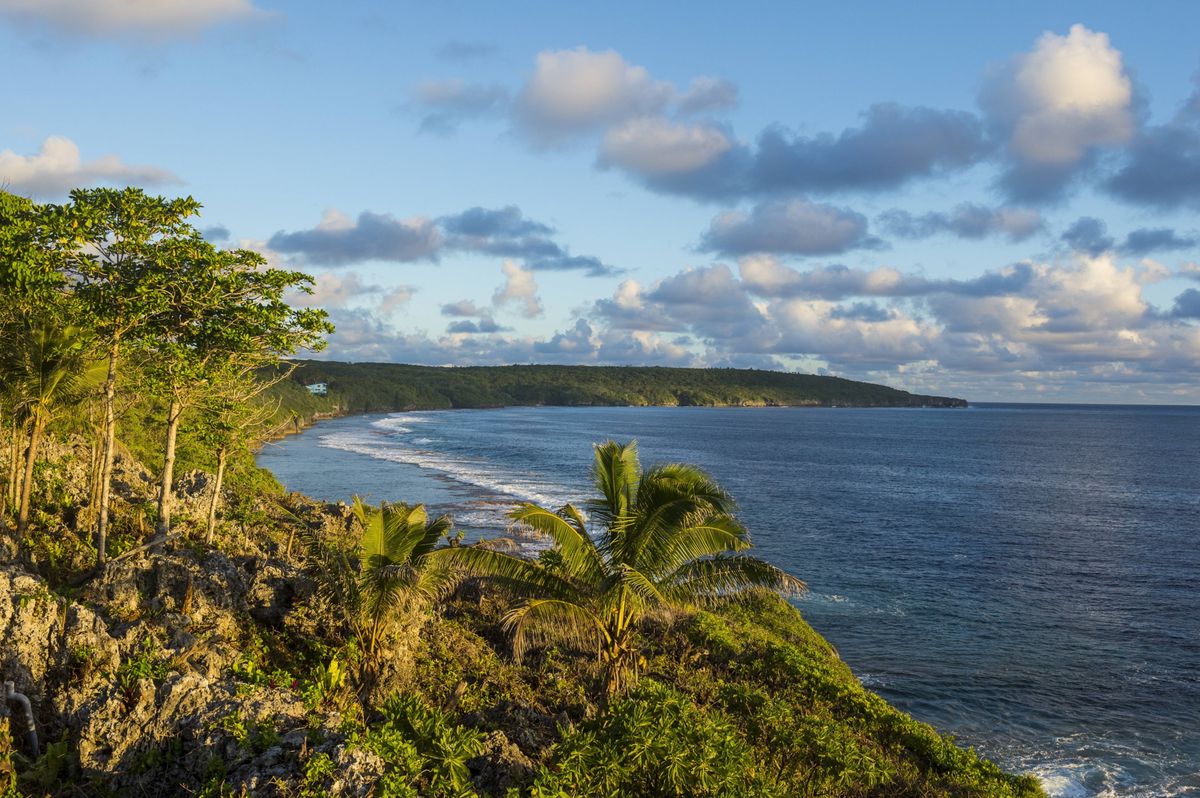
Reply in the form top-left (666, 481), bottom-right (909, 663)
top-left (95, 343), bottom-right (119, 567)
top-left (16, 409), bottom-right (45, 536)
top-left (156, 397), bottom-right (183, 536)
top-left (205, 446), bottom-right (227, 544)
top-left (5, 416), bottom-right (19, 516)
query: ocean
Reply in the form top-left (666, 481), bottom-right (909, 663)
top-left (255, 403), bottom-right (1200, 797)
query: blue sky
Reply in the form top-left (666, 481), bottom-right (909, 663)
top-left (2, 1), bottom-right (1199, 402)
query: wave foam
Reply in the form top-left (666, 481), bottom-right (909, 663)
top-left (318, 416), bottom-right (571, 508)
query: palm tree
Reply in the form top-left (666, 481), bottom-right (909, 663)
top-left (304, 497), bottom-right (458, 684)
top-left (441, 440), bottom-right (804, 696)
top-left (0, 311), bottom-right (91, 536)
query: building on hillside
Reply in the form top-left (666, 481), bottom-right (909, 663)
top-left (305, 382), bottom-right (328, 396)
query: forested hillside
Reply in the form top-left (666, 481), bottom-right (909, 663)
top-left (282, 361), bottom-right (968, 413)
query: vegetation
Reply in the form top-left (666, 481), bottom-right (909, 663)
top-left (279, 361), bottom-right (968, 416)
top-left (0, 187), bottom-right (331, 561)
top-left (0, 185), bottom-right (1036, 796)
top-left (440, 440), bottom-right (803, 696)
top-left (304, 497), bottom-right (459, 691)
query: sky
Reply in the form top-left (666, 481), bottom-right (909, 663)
top-left (2, 1), bottom-right (1199, 403)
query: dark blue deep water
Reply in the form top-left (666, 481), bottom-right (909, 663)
top-left (257, 404), bottom-right (1200, 797)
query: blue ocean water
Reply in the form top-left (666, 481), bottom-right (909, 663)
top-left (256, 404), bottom-right (1200, 797)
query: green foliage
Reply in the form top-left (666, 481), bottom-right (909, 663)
top-left (113, 638), bottom-right (174, 704)
top-left (300, 752), bottom-right (335, 798)
top-left (525, 680), bottom-right (780, 797)
top-left (303, 657), bottom-right (352, 715)
top-left (282, 361), bottom-right (967, 414)
top-left (303, 498), bottom-right (459, 682)
top-left (440, 441), bottom-right (803, 696)
top-left (666, 595), bottom-right (1046, 798)
top-left (355, 693), bottom-right (485, 798)
top-left (217, 710), bottom-right (281, 754)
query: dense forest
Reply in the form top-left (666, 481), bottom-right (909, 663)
top-left (0, 188), bottom-right (1037, 797)
top-left (282, 361), bottom-right (968, 414)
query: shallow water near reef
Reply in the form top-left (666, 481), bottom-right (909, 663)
top-left (257, 403), bottom-right (1200, 797)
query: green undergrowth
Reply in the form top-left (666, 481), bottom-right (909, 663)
top-left (321, 589), bottom-right (1045, 798)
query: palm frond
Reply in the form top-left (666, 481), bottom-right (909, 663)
top-left (661, 555), bottom-right (806, 606)
top-left (428, 545), bottom-right (586, 604)
top-left (502, 598), bottom-right (606, 663)
top-left (509, 502), bottom-right (605, 583)
top-left (589, 440), bottom-right (640, 533)
top-left (640, 514), bottom-right (751, 577)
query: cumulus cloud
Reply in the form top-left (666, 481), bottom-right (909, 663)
top-left (1059, 219), bottom-right (1197, 256)
top-left (447, 317), bottom-right (507, 334)
top-left (268, 209), bottom-right (443, 266)
top-left (513, 47), bottom-right (674, 146)
top-left (288, 271), bottom-right (414, 312)
top-left (0, 0), bottom-right (265, 36)
top-left (1119, 228), bottom-right (1198, 255)
top-left (582, 252), bottom-right (1197, 398)
top-left (0, 136), bottom-right (180, 196)
top-left (736, 256), bottom-right (1034, 300)
top-left (493, 260), bottom-right (544, 318)
top-left (700, 199), bottom-right (883, 256)
top-left (752, 104), bottom-right (990, 194)
top-left (1170, 288), bottom-right (1200, 318)
top-left (1107, 83), bottom-right (1200, 208)
top-left (980, 24), bottom-right (1137, 200)
top-left (604, 103), bottom-right (990, 200)
top-left (202, 225), bottom-right (231, 242)
top-left (599, 118), bottom-right (734, 176)
top-left (441, 299), bottom-right (488, 317)
top-left (413, 79), bottom-right (509, 135)
top-left (1061, 217), bottom-right (1115, 256)
top-left (269, 204), bottom-right (616, 275)
top-left (880, 203), bottom-right (1044, 242)
top-left (440, 205), bottom-right (552, 237)
top-left (677, 77), bottom-right (739, 115)
top-left (441, 206), bottom-right (618, 276)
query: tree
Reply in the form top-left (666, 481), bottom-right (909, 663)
top-left (192, 368), bottom-right (287, 545)
top-left (304, 498), bottom-right (458, 688)
top-left (0, 310), bottom-right (91, 536)
top-left (61, 188), bottom-right (201, 566)
top-left (440, 441), bottom-right (804, 696)
top-left (0, 191), bottom-right (65, 299)
top-left (141, 237), bottom-right (330, 536)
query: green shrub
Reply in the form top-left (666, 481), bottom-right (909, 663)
top-left (355, 693), bottom-right (485, 798)
top-left (526, 680), bottom-right (781, 798)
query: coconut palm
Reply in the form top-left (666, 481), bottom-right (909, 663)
top-left (441, 440), bottom-right (804, 696)
top-left (304, 497), bottom-right (458, 681)
top-left (0, 311), bottom-right (92, 536)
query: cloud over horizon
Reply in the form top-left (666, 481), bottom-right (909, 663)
top-left (0, 0), bottom-right (266, 36)
top-left (0, 136), bottom-right (180, 195)
top-left (269, 205), bottom-right (618, 275)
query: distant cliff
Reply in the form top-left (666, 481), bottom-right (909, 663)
top-left (276, 362), bottom-right (968, 415)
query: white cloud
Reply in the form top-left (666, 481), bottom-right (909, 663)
top-left (492, 260), bottom-right (544, 318)
top-left (599, 117), bottom-right (733, 175)
top-left (0, 0), bottom-right (265, 36)
top-left (677, 77), bottom-right (739, 115)
top-left (514, 47), bottom-right (674, 144)
top-left (0, 135), bottom-right (179, 196)
top-left (701, 199), bottom-right (880, 256)
top-left (981, 25), bottom-right (1135, 198)
top-left (287, 271), bottom-right (414, 315)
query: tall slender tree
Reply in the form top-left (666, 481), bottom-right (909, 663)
top-left (142, 238), bottom-right (330, 536)
top-left (0, 310), bottom-right (91, 536)
top-left (60, 188), bottom-right (201, 565)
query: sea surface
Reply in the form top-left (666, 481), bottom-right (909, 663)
top-left (256, 403), bottom-right (1200, 797)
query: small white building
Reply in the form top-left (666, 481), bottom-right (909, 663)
top-left (305, 382), bottom-right (328, 396)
